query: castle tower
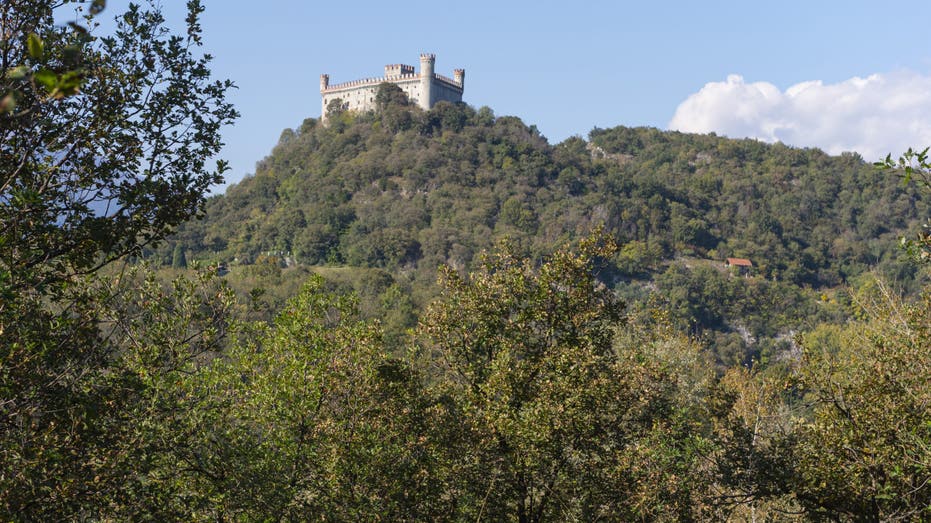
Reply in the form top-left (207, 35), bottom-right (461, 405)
top-left (384, 64), bottom-right (415, 77)
top-left (454, 68), bottom-right (465, 89)
top-left (320, 74), bottom-right (329, 117)
top-left (419, 53), bottom-right (435, 111)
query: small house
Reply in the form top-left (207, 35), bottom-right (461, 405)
top-left (725, 257), bottom-right (753, 276)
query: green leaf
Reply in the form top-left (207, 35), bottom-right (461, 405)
top-left (27, 33), bottom-right (44, 60)
top-left (67, 22), bottom-right (90, 39)
top-left (0, 93), bottom-right (16, 113)
top-left (6, 65), bottom-right (30, 80)
top-left (90, 0), bottom-right (106, 15)
top-left (55, 70), bottom-right (84, 97)
top-left (33, 69), bottom-right (57, 90)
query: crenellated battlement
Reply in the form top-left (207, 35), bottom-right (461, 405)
top-left (433, 73), bottom-right (463, 90)
top-left (322, 74), bottom-right (420, 93)
top-left (320, 54), bottom-right (464, 120)
top-left (385, 63), bottom-right (416, 76)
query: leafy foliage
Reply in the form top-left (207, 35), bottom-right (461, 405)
top-left (169, 101), bottom-right (926, 360)
top-left (878, 146), bottom-right (931, 264)
top-left (0, 1), bottom-right (236, 518)
top-left (790, 284), bottom-right (931, 520)
top-left (1, 0), bottom-right (236, 293)
top-left (4, 3), bottom-right (931, 518)
top-left (419, 233), bottom-right (717, 520)
top-left (0, 264), bottom-right (234, 519)
top-left (173, 276), bottom-right (449, 520)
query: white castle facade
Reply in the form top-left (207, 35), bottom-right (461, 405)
top-left (320, 54), bottom-right (464, 118)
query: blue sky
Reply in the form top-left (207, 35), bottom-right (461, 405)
top-left (70, 0), bottom-right (931, 191)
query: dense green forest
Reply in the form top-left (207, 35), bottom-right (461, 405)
top-left (3, 1), bottom-right (931, 521)
top-left (162, 86), bottom-right (926, 365)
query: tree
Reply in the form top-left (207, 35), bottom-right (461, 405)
top-left (0, 0), bottom-right (236, 292)
top-left (172, 243), bottom-right (188, 268)
top-left (419, 233), bottom-right (715, 521)
top-left (179, 276), bottom-right (449, 520)
top-left (374, 81), bottom-right (410, 110)
top-left (708, 366), bottom-right (803, 519)
top-left (0, 262), bottom-right (235, 519)
top-left (0, 1), bottom-right (236, 517)
top-left (788, 283), bottom-right (931, 520)
top-left (877, 147), bottom-right (931, 263)
top-left (704, 149), bottom-right (931, 520)
top-left (375, 82), bottom-right (413, 131)
top-left (325, 96), bottom-right (347, 118)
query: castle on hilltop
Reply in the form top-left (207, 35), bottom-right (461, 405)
top-left (320, 54), bottom-right (464, 119)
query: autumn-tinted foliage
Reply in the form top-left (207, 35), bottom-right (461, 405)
top-left (5, 3), bottom-right (931, 518)
top-left (791, 286), bottom-right (931, 519)
top-left (419, 233), bottom-right (717, 520)
top-left (0, 1), bottom-right (236, 518)
top-left (168, 98), bottom-right (926, 361)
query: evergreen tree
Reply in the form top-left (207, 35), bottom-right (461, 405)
top-left (172, 244), bottom-right (188, 268)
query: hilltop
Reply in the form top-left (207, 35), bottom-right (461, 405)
top-left (160, 87), bottom-right (928, 364)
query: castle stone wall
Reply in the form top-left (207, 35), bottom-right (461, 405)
top-left (432, 79), bottom-right (464, 106)
top-left (320, 54), bottom-right (464, 120)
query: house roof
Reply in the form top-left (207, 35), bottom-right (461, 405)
top-left (726, 257), bottom-right (753, 267)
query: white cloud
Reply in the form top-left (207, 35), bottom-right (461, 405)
top-left (668, 71), bottom-right (931, 160)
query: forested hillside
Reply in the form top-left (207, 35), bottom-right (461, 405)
top-left (162, 86), bottom-right (927, 364)
top-left (6, 3), bottom-right (931, 515)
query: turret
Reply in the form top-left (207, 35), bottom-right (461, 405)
top-left (454, 68), bottom-right (465, 89)
top-left (385, 64), bottom-right (415, 77)
top-left (419, 53), bottom-right (435, 110)
top-left (320, 74), bottom-right (330, 122)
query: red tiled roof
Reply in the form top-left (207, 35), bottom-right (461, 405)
top-left (726, 258), bottom-right (753, 267)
